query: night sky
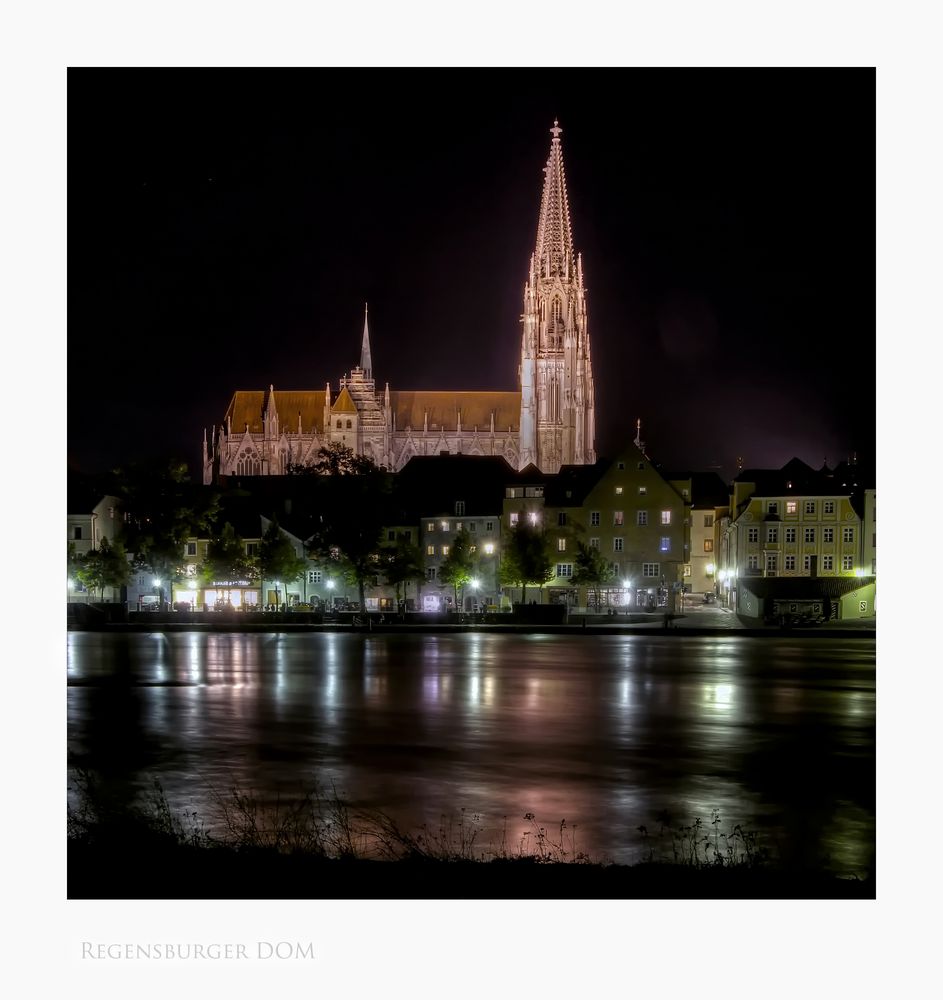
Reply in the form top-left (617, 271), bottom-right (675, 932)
top-left (68, 68), bottom-right (875, 481)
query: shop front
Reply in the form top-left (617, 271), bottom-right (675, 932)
top-left (173, 578), bottom-right (261, 611)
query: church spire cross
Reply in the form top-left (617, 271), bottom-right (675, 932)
top-left (534, 120), bottom-right (575, 279)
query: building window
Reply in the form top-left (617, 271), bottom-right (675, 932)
top-left (73, 526), bottom-right (82, 540)
top-left (615, 486), bottom-right (623, 495)
top-left (824, 501), bottom-right (835, 514)
top-left (785, 555), bottom-right (796, 570)
top-left (768, 501), bottom-right (778, 515)
top-left (747, 527), bottom-right (759, 543)
top-left (703, 514), bottom-right (714, 528)
top-left (842, 555), bottom-right (854, 571)
top-left (427, 522), bottom-right (435, 532)
top-left (486, 521), bottom-right (494, 532)
top-left (618, 462), bottom-right (625, 470)
top-left (346, 419), bottom-right (352, 429)
top-left (767, 526), bottom-right (778, 543)
top-left (186, 542), bottom-right (197, 556)
top-left (638, 486), bottom-right (647, 496)
top-left (613, 537), bottom-right (624, 552)
top-left (455, 501), bottom-right (465, 516)
top-left (483, 543), bottom-right (495, 555)
top-left (558, 512), bottom-right (567, 526)
top-left (557, 537), bottom-right (566, 552)
top-left (638, 462), bottom-right (645, 471)
top-left (636, 511), bottom-right (648, 526)
top-left (823, 555), bottom-right (834, 571)
top-left (589, 537), bottom-right (599, 549)
top-left (426, 545), bottom-right (435, 556)
top-left (426, 567), bottom-right (436, 580)
top-left (613, 511), bottom-right (624, 526)
top-left (704, 539), bottom-right (714, 552)
top-left (683, 564), bottom-right (692, 577)
top-left (469, 545), bottom-right (477, 554)
top-left (803, 555), bottom-right (812, 571)
top-left (786, 501), bottom-right (797, 514)
top-left (336, 420), bottom-right (342, 429)
top-left (440, 520), bottom-right (449, 532)
top-left (556, 563), bottom-right (573, 578)
top-left (766, 553), bottom-right (778, 573)
top-left (823, 527), bottom-right (834, 543)
top-left (468, 522), bottom-right (476, 532)
top-left (748, 555), bottom-right (759, 569)
top-left (309, 570), bottom-right (322, 585)
top-left (510, 513), bottom-right (519, 526)
top-left (785, 527), bottom-right (796, 543)
top-left (610, 562), bottom-right (620, 575)
top-left (660, 537), bottom-right (670, 552)
top-left (441, 545), bottom-right (450, 556)
top-left (804, 527), bottom-right (815, 543)
top-left (642, 563), bottom-right (659, 577)
top-left (387, 530), bottom-right (396, 542)
top-left (528, 512), bottom-right (539, 526)
top-left (661, 510), bottom-right (671, 525)
top-left (843, 527), bottom-right (854, 543)
top-left (805, 501), bottom-right (816, 515)
top-left (590, 511), bottom-right (600, 526)
top-left (246, 543), bottom-right (258, 557)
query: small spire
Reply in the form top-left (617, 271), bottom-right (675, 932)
top-left (360, 302), bottom-right (373, 380)
top-left (550, 119), bottom-right (562, 141)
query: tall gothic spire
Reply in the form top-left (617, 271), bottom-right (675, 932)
top-left (533, 119), bottom-right (575, 279)
top-left (360, 302), bottom-right (372, 379)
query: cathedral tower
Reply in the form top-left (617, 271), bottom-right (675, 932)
top-left (519, 121), bottom-right (596, 473)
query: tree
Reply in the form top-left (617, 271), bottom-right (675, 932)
top-left (74, 537), bottom-right (130, 601)
top-left (381, 536), bottom-right (426, 613)
top-left (304, 445), bottom-right (390, 611)
top-left (498, 515), bottom-right (554, 605)
top-left (573, 539), bottom-right (616, 611)
top-left (439, 529), bottom-right (476, 610)
top-left (258, 518), bottom-right (307, 608)
top-left (116, 460), bottom-right (219, 608)
top-left (201, 522), bottom-right (257, 588)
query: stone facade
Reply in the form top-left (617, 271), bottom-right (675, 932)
top-left (203, 122), bottom-right (596, 485)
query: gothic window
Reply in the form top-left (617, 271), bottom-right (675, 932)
top-left (336, 420), bottom-right (342, 429)
top-left (346, 420), bottom-right (352, 429)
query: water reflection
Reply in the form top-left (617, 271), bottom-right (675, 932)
top-left (67, 632), bottom-right (875, 873)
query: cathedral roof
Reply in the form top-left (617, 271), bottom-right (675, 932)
top-left (331, 387), bottom-right (358, 413)
top-left (225, 390), bottom-right (327, 434)
top-left (534, 119), bottom-right (576, 279)
top-left (390, 390), bottom-right (521, 432)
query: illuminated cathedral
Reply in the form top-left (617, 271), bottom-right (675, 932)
top-left (202, 121), bottom-right (596, 484)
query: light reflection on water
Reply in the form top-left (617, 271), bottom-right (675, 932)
top-left (66, 632), bottom-right (875, 873)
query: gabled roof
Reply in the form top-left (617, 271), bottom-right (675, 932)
top-left (331, 387), bottom-right (357, 413)
top-left (225, 390), bottom-right (327, 435)
top-left (390, 390), bottom-right (520, 432)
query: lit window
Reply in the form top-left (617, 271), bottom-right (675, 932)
top-left (589, 537), bottom-right (599, 549)
top-left (805, 501), bottom-right (816, 515)
top-left (660, 537), bottom-right (670, 552)
top-left (483, 543), bottom-right (495, 555)
top-left (528, 511), bottom-right (539, 525)
top-left (613, 537), bottom-right (624, 551)
top-left (842, 555), bottom-right (854, 571)
top-left (704, 539), bottom-right (714, 552)
top-left (510, 513), bottom-right (519, 526)
top-left (615, 486), bottom-right (623, 495)
top-left (456, 522), bottom-right (463, 531)
top-left (427, 522), bottom-right (435, 532)
top-left (785, 555), bottom-right (796, 571)
top-left (661, 510), bottom-right (671, 525)
top-left (442, 545), bottom-right (450, 556)
top-left (638, 486), bottom-right (647, 496)
top-left (556, 563), bottom-right (573, 578)
top-left (785, 527), bottom-right (796, 543)
top-left (441, 521), bottom-right (449, 532)
top-left (683, 564), bottom-right (691, 576)
top-left (786, 501), bottom-right (797, 514)
top-left (557, 538), bottom-right (566, 552)
top-left (636, 511), bottom-right (648, 526)
top-left (748, 527), bottom-right (758, 543)
top-left (427, 545), bottom-right (435, 556)
top-left (613, 511), bottom-right (624, 526)
top-left (642, 563), bottom-right (659, 577)
top-left (824, 501), bottom-right (835, 515)
top-left (843, 527), bottom-right (854, 543)
top-left (590, 511), bottom-right (600, 526)
top-left (823, 527), bottom-right (834, 543)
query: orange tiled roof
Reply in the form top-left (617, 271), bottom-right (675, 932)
top-left (224, 390), bottom-right (327, 434)
top-left (390, 391), bottom-right (521, 432)
top-left (331, 387), bottom-right (358, 413)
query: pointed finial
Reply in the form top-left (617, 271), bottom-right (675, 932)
top-left (550, 119), bottom-right (562, 140)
